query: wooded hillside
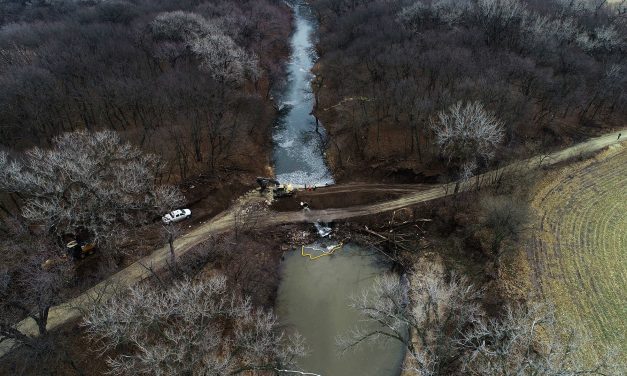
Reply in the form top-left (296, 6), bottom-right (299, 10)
top-left (310, 0), bottom-right (626, 181)
top-left (0, 0), bottom-right (291, 181)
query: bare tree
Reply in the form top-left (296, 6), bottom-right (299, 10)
top-left (150, 11), bottom-right (258, 83)
top-left (339, 266), bottom-right (483, 376)
top-left (479, 195), bottom-right (530, 273)
top-left (401, 0), bottom-right (528, 44)
top-left (431, 101), bottom-right (505, 194)
top-left (431, 101), bottom-right (505, 173)
top-left (557, 0), bottom-right (613, 16)
top-left (521, 14), bottom-right (579, 53)
top-left (343, 267), bottom-right (621, 376)
top-left (0, 130), bottom-right (184, 255)
top-left (475, 0), bottom-right (527, 25)
top-left (0, 220), bottom-right (73, 348)
top-left (83, 275), bottom-right (306, 375)
top-left (398, 0), bottom-right (473, 28)
top-left (161, 222), bottom-right (183, 269)
top-left (577, 24), bottom-right (625, 53)
top-left (190, 34), bottom-right (259, 83)
top-left (151, 10), bottom-right (215, 42)
top-left (458, 303), bottom-right (623, 376)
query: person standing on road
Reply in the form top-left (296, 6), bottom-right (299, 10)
top-left (619, 133), bottom-right (622, 140)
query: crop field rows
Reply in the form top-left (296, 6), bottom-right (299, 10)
top-left (530, 145), bottom-right (626, 362)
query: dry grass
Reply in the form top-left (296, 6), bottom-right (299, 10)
top-left (526, 144), bottom-right (627, 364)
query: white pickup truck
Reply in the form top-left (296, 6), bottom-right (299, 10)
top-left (162, 209), bottom-right (191, 224)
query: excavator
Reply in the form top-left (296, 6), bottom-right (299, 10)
top-left (66, 239), bottom-right (96, 260)
top-left (256, 177), bottom-right (295, 198)
top-left (41, 237), bottom-right (96, 270)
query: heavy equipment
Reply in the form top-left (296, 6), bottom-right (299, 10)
top-left (66, 240), bottom-right (96, 260)
top-left (42, 238), bottom-right (96, 269)
top-left (273, 183), bottom-right (295, 198)
top-left (256, 177), bottom-right (295, 198)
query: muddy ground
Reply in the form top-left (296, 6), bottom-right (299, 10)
top-left (272, 189), bottom-right (402, 212)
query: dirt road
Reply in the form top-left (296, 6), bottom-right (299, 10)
top-left (1, 129), bottom-right (625, 357)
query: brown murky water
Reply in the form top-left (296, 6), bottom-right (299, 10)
top-left (276, 243), bottom-right (404, 376)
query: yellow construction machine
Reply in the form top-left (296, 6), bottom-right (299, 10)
top-left (256, 177), bottom-right (295, 198)
top-left (66, 240), bottom-right (96, 260)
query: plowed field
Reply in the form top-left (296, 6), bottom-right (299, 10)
top-left (529, 144), bottom-right (626, 362)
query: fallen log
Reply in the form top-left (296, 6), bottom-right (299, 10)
top-left (363, 226), bottom-right (412, 253)
top-left (386, 219), bottom-right (432, 232)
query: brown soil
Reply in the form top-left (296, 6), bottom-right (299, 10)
top-left (273, 188), bottom-right (401, 211)
top-left (181, 171), bottom-right (267, 230)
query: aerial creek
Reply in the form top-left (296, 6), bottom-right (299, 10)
top-left (272, 2), bottom-right (404, 375)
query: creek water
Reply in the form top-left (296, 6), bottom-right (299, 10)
top-left (273, 3), bottom-right (405, 375)
top-left (276, 244), bottom-right (405, 376)
top-left (272, 1), bottom-right (333, 187)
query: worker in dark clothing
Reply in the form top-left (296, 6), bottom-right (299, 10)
top-left (257, 177), bottom-right (269, 192)
top-left (257, 177), bottom-right (279, 192)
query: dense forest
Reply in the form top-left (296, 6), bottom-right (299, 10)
top-left (0, 0), bottom-right (291, 180)
top-left (0, 1), bottom-right (294, 373)
top-left (0, 1), bottom-right (625, 375)
top-left (0, 0), bottom-right (292, 299)
top-left (310, 0), bottom-right (626, 181)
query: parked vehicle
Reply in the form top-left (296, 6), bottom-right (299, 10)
top-left (66, 240), bottom-right (96, 260)
top-left (162, 209), bottom-right (192, 224)
top-left (255, 177), bottom-right (295, 198)
top-left (273, 184), bottom-right (294, 198)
